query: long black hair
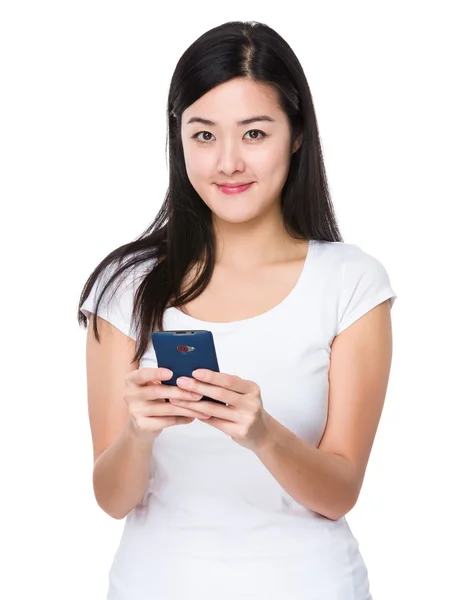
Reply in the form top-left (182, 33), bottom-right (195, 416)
top-left (77, 20), bottom-right (343, 363)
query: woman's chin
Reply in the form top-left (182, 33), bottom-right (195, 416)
top-left (212, 207), bottom-right (261, 224)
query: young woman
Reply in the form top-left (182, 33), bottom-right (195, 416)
top-left (78, 20), bottom-right (397, 600)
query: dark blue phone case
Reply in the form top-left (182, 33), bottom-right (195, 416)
top-left (151, 330), bottom-right (225, 405)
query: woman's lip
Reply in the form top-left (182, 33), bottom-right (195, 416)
top-left (216, 182), bottom-right (254, 194)
top-left (218, 182), bottom-right (253, 187)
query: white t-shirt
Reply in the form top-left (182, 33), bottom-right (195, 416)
top-left (80, 239), bottom-right (397, 600)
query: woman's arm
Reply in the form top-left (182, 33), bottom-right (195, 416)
top-left (255, 300), bottom-right (393, 521)
top-left (254, 415), bottom-right (358, 521)
top-left (87, 316), bottom-right (157, 519)
top-left (93, 419), bottom-right (156, 520)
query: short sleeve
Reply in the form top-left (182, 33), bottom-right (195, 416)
top-left (335, 246), bottom-right (397, 336)
top-left (80, 260), bottom-right (147, 340)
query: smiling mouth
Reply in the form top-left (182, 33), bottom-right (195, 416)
top-left (216, 182), bottom-right (254, 195)
top-left (217, 182), bottom-right (253, 187)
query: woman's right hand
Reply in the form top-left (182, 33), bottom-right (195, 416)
top-left (124, 367), bottom-right (210, 441)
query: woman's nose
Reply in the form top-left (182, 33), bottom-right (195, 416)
top-left (216, 141), bottom-right (246, 175)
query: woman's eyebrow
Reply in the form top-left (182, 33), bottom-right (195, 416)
top-left (186, 115), bottom-right (275, 127)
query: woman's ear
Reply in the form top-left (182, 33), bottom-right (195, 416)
top-left (292, 133), bottom-right (303, 154)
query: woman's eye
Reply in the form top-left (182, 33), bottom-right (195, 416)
top-left (244, 130), bottom-right (266, 141)
top-left (192, 130), bottom-right (266, 144)
top-left (193, 131), bottom-right (215, 143)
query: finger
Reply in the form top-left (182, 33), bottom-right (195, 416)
top-left (166, 416), bottom-right (207, 427)
top-left (151, 416), bottom-right (201, 429)
top-left (176, 377), bottom-right (239, 406)
top-left (139, 385), bottom-right (202, 403)
top-left (169, 399), bottom-right (237, 422)
top-left (128, 368), bottom-right (173, 386)
top-left (141, 402), bottom-right (210, 420)
top-left (170, 406), bottom-right (211, 420)
top-left (191, 370), bottom-right (255, 395)
top-left (175, 417), bottom-right (198, 425)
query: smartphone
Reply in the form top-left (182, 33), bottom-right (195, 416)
top-left (151, 330), bottom-right (225, 405)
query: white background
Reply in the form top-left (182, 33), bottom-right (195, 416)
top-left (1, 1), bottom-right (461, 598)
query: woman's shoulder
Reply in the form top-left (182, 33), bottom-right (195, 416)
top-left (80, 253), bottom-right (158, 339)
top-left (313, 239), bottom-right (387, 271)
top-left (312, 239), bottom-right (395, 299)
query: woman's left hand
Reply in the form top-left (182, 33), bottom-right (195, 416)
top-left (170, 369), bottom-right (272, 452)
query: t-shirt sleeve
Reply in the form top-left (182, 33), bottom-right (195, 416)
top-left (80, 261), bottom-right (144, 340)
top-left (335, 246), bottom-right (397, 336)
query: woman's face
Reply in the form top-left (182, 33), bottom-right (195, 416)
top-left (181, 78), bottom-right (301, 225)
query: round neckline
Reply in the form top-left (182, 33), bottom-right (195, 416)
top-left (168, 239), bottom-right (318, 330)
